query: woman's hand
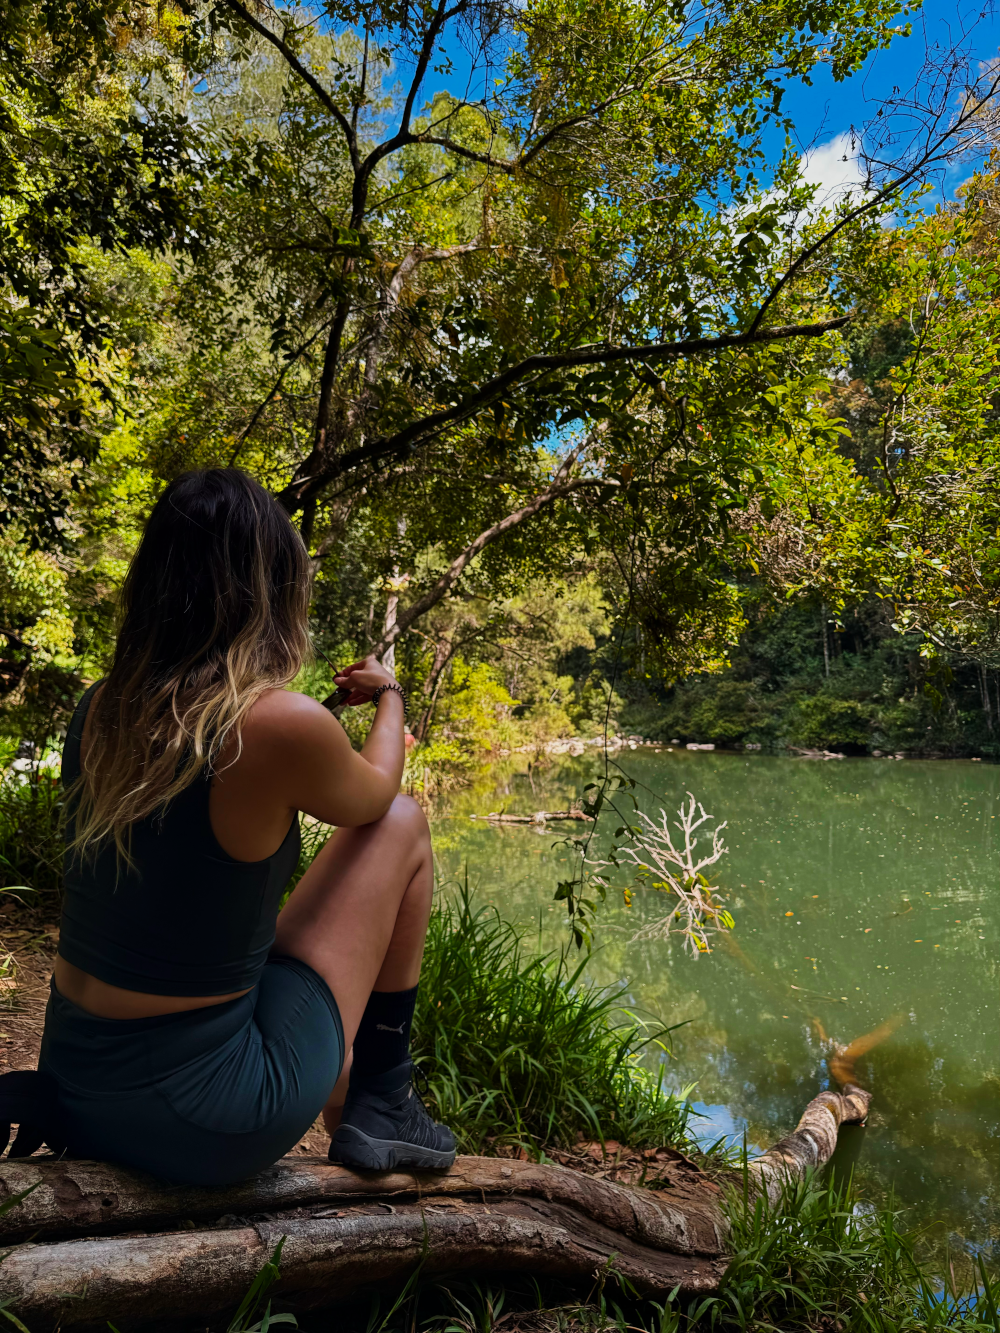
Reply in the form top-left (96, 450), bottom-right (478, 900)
top-left (333, 655), bottom-right (398, 707)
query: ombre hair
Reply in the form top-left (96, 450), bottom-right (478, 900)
top-left (71, 468), bottom-right (312, 862)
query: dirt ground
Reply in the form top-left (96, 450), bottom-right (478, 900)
top-left (0, 913), bottom-right (330, 1157)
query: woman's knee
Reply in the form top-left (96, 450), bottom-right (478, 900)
top-left (380, 793), bottom-right (431, 848)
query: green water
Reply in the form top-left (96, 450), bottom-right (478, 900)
top-left (431, 749), bottom-right (1000, 1255)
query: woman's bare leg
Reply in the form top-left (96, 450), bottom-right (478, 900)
top-left (272, 794), bottom-right (434, 1134)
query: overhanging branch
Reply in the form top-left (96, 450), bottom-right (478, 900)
top-left (278, 315), bottom-right (849, 508)
top-left (748, 68), bottom-right (1000, 335)
top-left (367, 438), bottom-right (614, 656)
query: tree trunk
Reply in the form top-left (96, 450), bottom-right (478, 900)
top-left (413, 638), bottom-right (454, 741)
top-left (980, 662), bottom-right (993, 735)
top-left (381, 517), bottom-right (407, 675)
top-left (382, 583), bottom-right (399, 674)
top-left (820, 603), bottom-right (830, 678)
top-left (0, 1087), bottom-right (870, 1327)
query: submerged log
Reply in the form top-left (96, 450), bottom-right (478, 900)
top-left (469, 809), bottom-right (595, 824)
top-left (0, 1086), bottom-right (870, 1328)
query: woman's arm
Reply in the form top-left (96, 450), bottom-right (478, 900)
top-left (256, 657), bottom-right (406, 828)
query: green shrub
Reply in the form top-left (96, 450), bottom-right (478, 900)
top-left (686, 681), bottom-right (772, 745)
top-left (0, 767), bottom-right (64, 900)
top-left (413, 884), bottom-right (692, 1156)
top-left (788, 693), bottom-right (874, 750)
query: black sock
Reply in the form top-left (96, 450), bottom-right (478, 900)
top-left (351, 986), bottom-right (418, 1081)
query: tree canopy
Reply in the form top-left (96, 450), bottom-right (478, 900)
top-left (3, 0), bottom-right (1000, 756)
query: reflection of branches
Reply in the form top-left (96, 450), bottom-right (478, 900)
top-left (595, 793), bottom-right (733, 957)
top-left (813, 1014), bottom-right (904, 1088)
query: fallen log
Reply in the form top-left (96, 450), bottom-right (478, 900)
top-left (0, 1085), bottom-right (870, 1327)
top-left (750, 1083), bottom-right (871, 1204)
top-left (469, 809), bottom-right (595, 824)
top-left (0, 1199), bottom-right (728, 1326)
top-left (0, 1156), bottom-right (726, 1326)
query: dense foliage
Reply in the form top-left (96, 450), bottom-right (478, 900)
top-left (616, 599), bottom-right (1000, 756)
top-left (3, 0), bottom-right (1000, 772)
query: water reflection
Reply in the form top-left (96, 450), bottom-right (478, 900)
top-left (431, 749), bottom-right (1000, 1252)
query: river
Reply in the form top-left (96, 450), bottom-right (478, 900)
top-left (430, 747), bottom-right (1000, 1257)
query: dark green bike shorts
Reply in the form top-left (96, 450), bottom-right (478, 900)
top-left (39, 954), bottom-right (344, 1185)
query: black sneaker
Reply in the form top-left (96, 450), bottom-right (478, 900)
top-left (328, 1059), bottom-right (457, 1171)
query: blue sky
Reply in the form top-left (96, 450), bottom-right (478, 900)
top-left (776, 0), bottom-right (1000, 203)
top-left (430, 0), bottom-right (1000, 204)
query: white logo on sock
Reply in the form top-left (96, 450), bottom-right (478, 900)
top-left (375, 1022), bottom-right (405, 1033)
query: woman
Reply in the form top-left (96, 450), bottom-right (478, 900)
top-left (37, 467), bottom-right (454, 1185)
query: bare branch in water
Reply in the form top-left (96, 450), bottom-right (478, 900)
top-left (592, 792), bottom-right (734, 956)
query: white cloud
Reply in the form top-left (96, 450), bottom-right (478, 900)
top-left (798, 133), bottom-right (869, 207)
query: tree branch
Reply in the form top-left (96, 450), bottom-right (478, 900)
top-left (364, 239), bottom-right (485, 387)
top-left (278, 315), bottom-right (848, 509)
top-left (398, 0), bottom-right (453, 141)
top-left (214, 0), bottom-right (359, 171)
top-left (367, 440), bottom-right (614, 655)
top-left (356, 0), bottom-right (459, 197)
top-left (413, 50), bottom-right (680, 175)
top-left (228, 321), bottom-right (333, 466)
top-left (309, 287), bottom-right (353, 464)
top-left (748, 68), bottom-right (1000, 335)
top-left (285, 238), bottom-right (488, 506)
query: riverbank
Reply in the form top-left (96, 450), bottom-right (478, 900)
top-left (2, 861), bottom-right (999, 1330)
top-left (0, 890), bottom-right (996, 1331)
top-left (483, 733), bottom-right (997, 762)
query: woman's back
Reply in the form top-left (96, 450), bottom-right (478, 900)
top-left (60, 684), bottom-right (301, 998)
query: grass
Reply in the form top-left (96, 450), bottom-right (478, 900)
top-left (412, 881), bottom-right (693, 1157)
top-left (681, 1172), bottom-right (1000, 1332)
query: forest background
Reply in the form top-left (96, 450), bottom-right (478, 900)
top-left (5, 0), bottom-right (1000, 795)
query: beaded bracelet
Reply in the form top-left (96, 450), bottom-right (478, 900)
top-left (371, 681), bottom-right (408, 721)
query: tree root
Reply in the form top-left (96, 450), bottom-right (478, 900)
top-left (0, 1086), bottom-right (870, 1327)
top-left (750, 1084), bottom-right (871, 1203)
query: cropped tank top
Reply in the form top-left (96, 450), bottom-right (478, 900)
top-left (58, 684), bottom-right (301, 996)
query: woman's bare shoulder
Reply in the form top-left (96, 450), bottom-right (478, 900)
top-left (251, 688), bottom-right (329, 720)
top-left (245, 689), bottom-right (345, 748)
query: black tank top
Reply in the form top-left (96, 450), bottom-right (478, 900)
top-left (58, 684), bottom-right (301, 996)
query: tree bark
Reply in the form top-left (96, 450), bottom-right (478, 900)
top-left (413, 637), bottom-right (455, 741)
top-left (0, 1202), bottom-right (726, 1327)
top-left (0, 1155), bottom-right (725, 1253)
top-left (0, 1086), bottom-right (870, 1327)
top-left (0, 1156), bottom-right (726, 1326)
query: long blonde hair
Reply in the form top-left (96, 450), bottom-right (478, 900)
top-left (71, 468), bottom-right (312, 862)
